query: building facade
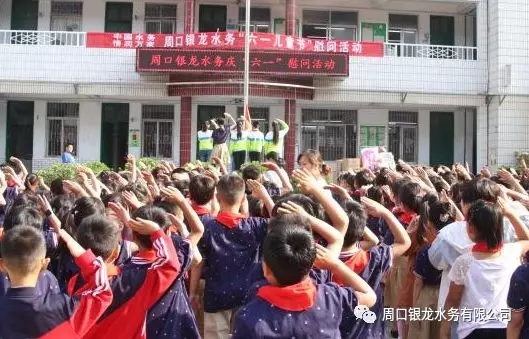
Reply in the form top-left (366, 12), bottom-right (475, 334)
top-left (0, 0), bottom-right (524, 173)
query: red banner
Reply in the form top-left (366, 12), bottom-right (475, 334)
top-left (86, 31), bottom-right (384, 57)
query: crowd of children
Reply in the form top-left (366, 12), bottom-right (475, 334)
top-left (2, 151), bottom-right (529, 339)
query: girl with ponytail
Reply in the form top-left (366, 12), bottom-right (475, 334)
top-left (409, 194), bottom-right (456, 339)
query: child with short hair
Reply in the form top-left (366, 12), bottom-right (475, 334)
top-left (197, 174), bottom-right (274, 339)
top-left (232, 215), bottom-right (376, 338)
top-left (79, 205), bottom-right (182, 339)
top-left (0, 225), bottom-right (112, 338)
top-left (337, 197), bottom-right (411, 339)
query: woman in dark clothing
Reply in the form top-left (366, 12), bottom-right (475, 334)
top-left (210, 113), bottom-right (235, 166)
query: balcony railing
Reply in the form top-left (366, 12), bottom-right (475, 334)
top-left (384, 43), bottom-right (477, 60)
top-left (0, 30), bottom-right (478, 60)
top-left (0, 30), bottom-right (85, 46)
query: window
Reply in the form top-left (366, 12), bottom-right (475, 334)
top-left (105, 2), bottom-right (133, 33)
top-left (236, 106), bottom-right (270, 132)
top-left (388, 111), bottom-right (418, 163)
top-left (145, 3), bottom-right (177, 34)
top-left (387, 15), bottom-right (418, 57)
top-left (238, 7), bottom-right (271, 33)
top-left (142, 105), bottom-right (174, 158)
top-left (50, 2), bottom-right (83, 31)
top-left (301, 109), bottom-right (357, 161)
top-left (47, 103), bottom-right (79, 157)
top-left (302, 10), bottom-right (357, 40)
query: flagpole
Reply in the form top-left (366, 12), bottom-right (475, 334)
top-left (243, 0), bottom-right (251, 123)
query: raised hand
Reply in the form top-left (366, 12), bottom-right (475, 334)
top-left (128, 218), bottom-right (160, 235)
top-left (360, 196), bottom-right (387, 218)
top-left (160, 186), bottom-right (187, 205)
top-left (276, 201), bottom-right (310, 218)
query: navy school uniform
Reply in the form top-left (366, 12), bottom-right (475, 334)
top-left (413, 244), bottom-right (442, 286)
top-left (199, 212), bottom-right (268, 313)
top-left (508, 263), bottom-right (529, 338)
top-left (0, 250), bottom-right (112, 339)
top-left (0, 270), bottom-right (61, 297)
top-left (147, 233), bottom-right (200, 339)
top-left (57, 240), bottom-right (133, 291)
top-left (233, 278), bottom-right (358, 339)
top-left (335, 244), bottom-right (392, 339)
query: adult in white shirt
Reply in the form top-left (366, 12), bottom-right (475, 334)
top-left (296, 149), bottom-right (333, 198)
top-left (429, 178), bottom-right (529, 338)
top-left (439, 199), bottom-right (529, 339)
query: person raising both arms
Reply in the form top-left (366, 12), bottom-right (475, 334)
top-left (210, 113), bottom-right (235, 167)
top-left (229, 119), bottom-right (250, 172)
top-left (247, 121), bottom-right (264, 162)
top-left (264, 119), bottom-right (288, 159)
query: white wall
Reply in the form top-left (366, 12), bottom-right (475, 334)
top-left (0, 100), bottom-right (6, 163)
top-left (128, 102), bottom-right (142, 158)
top-left (78, 101), bottom-right (101, 161)
top-left (0, 0), bottom-right (11, 30)
top-left (38, 0), bottom-right (51, 31)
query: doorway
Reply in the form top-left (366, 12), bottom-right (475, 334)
top-left (101, 103), bottom-right (129, 170)
top-left (105, 2), bottom-right (133, 33)
top-left (11, 0), bottom-right (38, 30)
top-left (198, 5), bottom-right (227, 32)
top-left (429, 111), bottom-right (454, 166)
top-left (196, 105), bottom-right (225, 158)
top-left (6, 101), bottom-right (34, 171)
top-left (430, 15), bottom-right (454, 46)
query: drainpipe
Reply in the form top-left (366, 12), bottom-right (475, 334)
top-left (486, 0), bottom-right (490, 165)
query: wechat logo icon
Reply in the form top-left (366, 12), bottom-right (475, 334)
top-left (354, 305), bottom-right (377, 324)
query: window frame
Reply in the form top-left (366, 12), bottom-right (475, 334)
top-left (144, 3), bottom-right (177, 34)
top-left (301, 109), bottom-right (357, 161)
top-left (302, 10), bottom-right (358, 41)
top-left (387, 111), bottom-right (418, 163)
top-left (238, 7), bottom-right (271, 33)
top-left (46, 103), bottom-right (79, 157)
top-left (50, 1), bottom-right (83, 31)
top-left (141, 105), bottom-right (174, 159)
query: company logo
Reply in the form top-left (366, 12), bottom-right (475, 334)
top-left (354, 305), bottom-right (377, 324)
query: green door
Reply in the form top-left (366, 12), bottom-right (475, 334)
top-left (6, 101), bottom-right (34, 171)
top-left (11, 0), bottom-right (38, 30)
top-left (101, 103), bottom-right (129, 170)
top-left (199, 5), bottom-right (227, 32)
top-left (429, 111), bottom-right (454, 166)
top-left (430, 15), bottom-right (454, 46)
top-left (105, 2), bottom-right (133, 33)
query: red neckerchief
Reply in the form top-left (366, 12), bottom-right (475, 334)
top-left (192, 204), bottom-right (210, 216)
top-left (393, 207), bottom-right (415, 226)
top-left (135, 249), bottom-right (158, 262)
top-left (333, 249), bottom-right (370, 286)
top-left (472, 241), bottom-right (503, 254)
top-left (216, 211), bottom-right (244, 229)
top-left (257, 278), bottom-right (317, 311)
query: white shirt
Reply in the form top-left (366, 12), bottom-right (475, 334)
top-left (448, 243), bottom-right (522, 338)
top-left (429, 201), bottom-right (529, 310)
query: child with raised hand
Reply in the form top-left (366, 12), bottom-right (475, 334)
top-left (196, 174), bottom-right (272, 339)
top-left (409, 195), bottom-right (456, 339)
top-left (232, 215), bottom-right (376, 339)
top-left (81, 205), bottom-right (182, 339)
top-left (441, 198), bottom-right (529, 339)
top-left (292, 168), bottom-right (349, 236)
top-left (0, 221), bottom-right (112, 338)
top-left (337, 196), bottom-right (411, 339)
